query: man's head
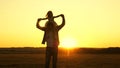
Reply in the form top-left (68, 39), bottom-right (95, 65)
top-left (46, 11), bottom-right (54, 21)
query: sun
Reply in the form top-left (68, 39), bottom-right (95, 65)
top-left (60, 37), bottom-right (77, 49)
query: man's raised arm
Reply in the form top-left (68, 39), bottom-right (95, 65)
top-left (58, 14), bottom-right (65, 30)
top-left (36, 18), bottom-right (46, 31)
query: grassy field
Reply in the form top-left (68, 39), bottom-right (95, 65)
top-left (0, 51), bottom-right (120, 68)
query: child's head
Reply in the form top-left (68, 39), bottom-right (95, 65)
top-left (46, 11), bottom-right (54, 21)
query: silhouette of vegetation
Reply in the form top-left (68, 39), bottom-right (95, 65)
top-left (75, 47), bottom-right (120, 54)
top-left (0, 47), bottom-right (120, 54)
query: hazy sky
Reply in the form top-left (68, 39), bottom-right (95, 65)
top-left (0, 0), bottom-right (120, 48)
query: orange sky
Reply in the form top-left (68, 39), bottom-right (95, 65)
top-left (0, 0), bottom-right (120, 48)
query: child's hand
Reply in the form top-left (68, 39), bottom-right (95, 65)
top-left (60, 14), bottom-right (64, 17)
top-left (37, 18), bottom-right (42, 21)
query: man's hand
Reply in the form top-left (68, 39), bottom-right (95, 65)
top-left (37, 18), bottom-right (42, 22)
top-left (60, 14), bottom-right (64, 17)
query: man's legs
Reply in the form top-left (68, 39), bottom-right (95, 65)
top-left (45, 47), bottom-right (51, 68)
top-left (52, 47), bottom-right (58, 68)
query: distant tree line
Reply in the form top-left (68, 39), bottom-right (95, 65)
top-left (0, 47), bottom-right (120, 54)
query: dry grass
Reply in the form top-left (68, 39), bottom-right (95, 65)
top-left (0, 52), bottom-right (120, 68)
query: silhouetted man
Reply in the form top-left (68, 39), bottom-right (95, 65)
top-left (36, 11), bottom-right (65, 68)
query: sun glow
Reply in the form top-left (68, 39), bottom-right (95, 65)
top-left (61, 37), bottom-right (77, 49)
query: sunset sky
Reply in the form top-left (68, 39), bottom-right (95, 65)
top-left (0, 0), bottom-right (120, 48)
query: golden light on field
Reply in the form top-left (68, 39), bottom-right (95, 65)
top-left (60, 37), bottom-right (77, 49)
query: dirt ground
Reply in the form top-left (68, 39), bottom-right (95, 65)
top-left (0, 53), bottom-right (120, 68)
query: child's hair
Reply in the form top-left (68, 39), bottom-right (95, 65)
top-left (45, 11), bottom-right (58, 27)
top-left (46, 11), bottom-right (53, 18)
